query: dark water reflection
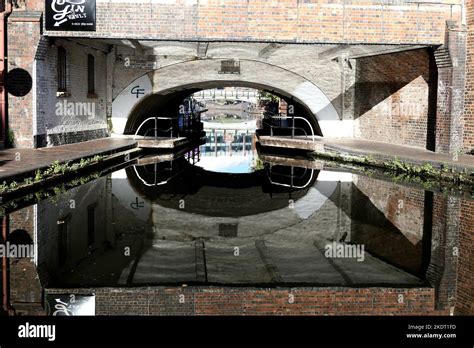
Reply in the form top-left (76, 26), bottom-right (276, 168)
top-left (2, 148), bottom-right (473, 314)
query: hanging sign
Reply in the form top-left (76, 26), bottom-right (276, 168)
top-left (45, 0), bottom-right (96, 31)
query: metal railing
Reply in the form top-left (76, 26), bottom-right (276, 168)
top-left (132, 162), bottom-right (177, 187)
top-left (263, 115), bottom-right (315, 141)
top-left (265, 165), bottom-right (315, 189)
top-left (194, 89), bottom-right (259, 101)
top-left (134, 117), bottom-right (174, 140)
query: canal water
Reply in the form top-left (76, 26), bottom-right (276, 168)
top-left (1, 142), bottom-right (472, 289)
top-left (2, 141), bottom-right (473, 313)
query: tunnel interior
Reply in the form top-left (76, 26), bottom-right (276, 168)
top-left (123, 81), bottom-right (323, 137)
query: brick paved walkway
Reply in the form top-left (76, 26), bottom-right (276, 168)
top-left (0, 138), bottom-right (137, 181)
top-left (257, 133), bottom-right (474, 174)
top-left (324, 138), bottom-right (474, 173)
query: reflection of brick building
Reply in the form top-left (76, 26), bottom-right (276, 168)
top-left (3, 207), bottom-right (44, 315)
top-left (1, 0), bottom-right (473, 154)
top-left (3, 169), bottom-right (472, 315)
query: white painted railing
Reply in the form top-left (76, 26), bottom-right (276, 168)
top-left (265, 166), bottom-right (315, 189)
top-left (133, 116), bottom-right (174, 140)
top-left (132, 164), bottom-right (177, 187)
top-left (264, 115), bottom-right (315, 141)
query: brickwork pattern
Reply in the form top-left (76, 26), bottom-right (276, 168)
top-left (7, 20), bottom-right (41, 148)
top-left (456, 199), bottom-right (474, 314)
top-left (7, 207), bottom-right (44, 315)
top-left (46, 286), bottom-right (437, 315)
top-left (464, 0), bottom-right (474, 152)
top-left (353, 175), bottom-right (426, 274)
top-left (35, 38), bottom-right (109, 147)
top-left (40, 0), bottom-right (462, 45)
top-left (354, 49), bottom-right (430, 148)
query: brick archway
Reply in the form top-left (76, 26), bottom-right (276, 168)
top-left (112, 59), bottom-right (349, 137)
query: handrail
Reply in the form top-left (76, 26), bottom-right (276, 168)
top-left (132, 165), bottom-right (178, 187)
top-left (134, 117), bottom-right (174, 140)
top-left (143, 127), bottom-right (173, 138)
top-left (267, 166), bottom-right (310, 180)
top-left (263, 115), bottom-right (315, 141)
top-left (265, 166), bottom-right (315, 189)
top-left (263, 119), bottom-right (308, 138)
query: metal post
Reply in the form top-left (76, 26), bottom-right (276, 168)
top-left (214, 129), bottom-right (217, 157)
top-left (292, 114), bottom-right (295, 139)
top-left (154, 116), bottom-right (157, 139)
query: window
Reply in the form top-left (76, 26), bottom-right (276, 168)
top-left (87, 204), bottom-right (96, 247)
top-left (57, 216), bottom-right (70, 265)
top-left (57, 47), bottom-right (67, 92)
top-left (87, 54), bottom-right (95, 96)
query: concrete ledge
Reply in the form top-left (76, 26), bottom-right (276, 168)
top-left (137, 137), bottom-right (190, 149)
top-left (257, 134), bottom-right (324, 152)
top-left (256, 133), bottom-right (474, 184)
top-left (321, 139), bottom-right (474, 175)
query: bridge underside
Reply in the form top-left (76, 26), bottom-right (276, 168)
top-left (101, 40), bottom-right (437, 147)
top-left (10, 27), bottom-right (467, 154)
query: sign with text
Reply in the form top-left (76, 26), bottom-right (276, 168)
top-left (45, 0), bottom-right (96, 31)
top-left (219, 60), bottom-right (240, 74)
top-left (45, 294), bottom-right (96, 316)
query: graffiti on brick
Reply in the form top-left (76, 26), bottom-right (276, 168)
top-left (131, 86), bottom-right (146, 99)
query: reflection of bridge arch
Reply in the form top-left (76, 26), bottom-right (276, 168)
top-left (126, 158), bottom-right (322, 217)
top-left (112, 59), bottom-right (348, 137)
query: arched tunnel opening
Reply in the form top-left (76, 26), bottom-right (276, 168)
top-left (124, 82), bottom-right (322, 139)
top-left (124, 82), bottom-right (323, 174)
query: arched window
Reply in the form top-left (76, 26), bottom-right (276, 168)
top-left (57, 47), bottom-right (67, 92)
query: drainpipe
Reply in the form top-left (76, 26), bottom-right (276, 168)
top-left (0, 0), bottom-right (13, 147)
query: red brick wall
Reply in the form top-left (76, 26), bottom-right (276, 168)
top-left (355, 49), bottom-right (431, 148)
top-left (456, 200), bottom-right (474, 315)
top-left (7, 17), bottom-right (41, 148)
top-left (46, 287), bottom-right (437, 315)
top-left (38, 0), bottom-right (461, 45)
top-left (8, 207), bottom-right (44, 315)
top-left (352, 176), bottom-right (426, 275)
top-left (464, 0), bottom-right (474, 152)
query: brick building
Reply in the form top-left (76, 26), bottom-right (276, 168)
top-left (0, 0), bottom-right (472, 317)
top-left (0, 0), bottom-right (472, 155)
